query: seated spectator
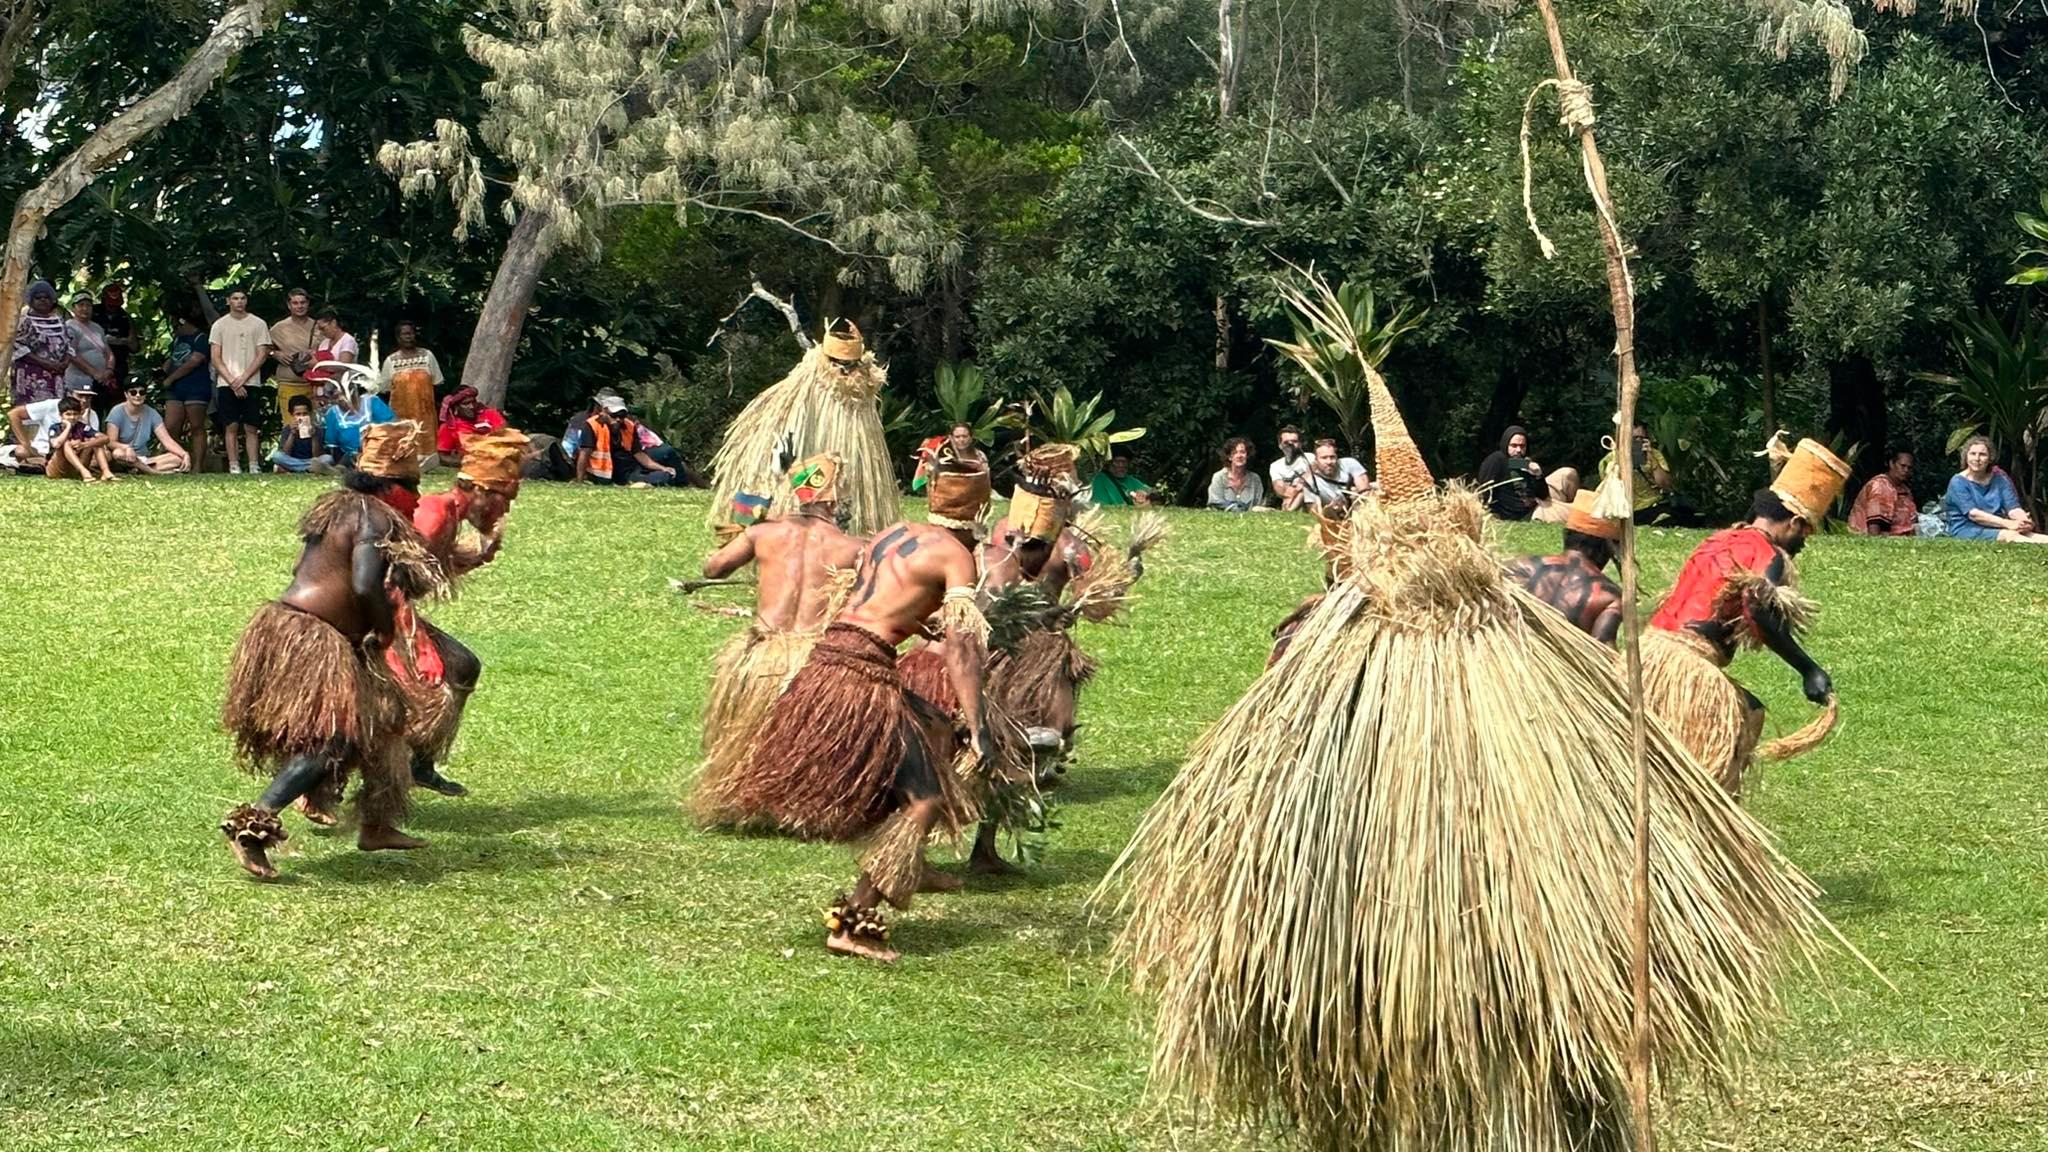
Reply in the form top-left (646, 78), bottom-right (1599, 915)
top-left (1599, 422), bottom-right (1701, 524)
top-left (269, 394), bottom-right (335, 474)
top-left (322, 379), bottom-right (395, 466)
top-left (1849, 451), bottom-right (1919, 537)
top-left (1532, 467), bottom-right (1580, 524)
top-left (1269, 426), bottom-right (1311, 510)
top-left (1207, 437), bottom-right (1265, 512)
top-left (1090, 454), bottom-right (1155, 506)
top-left (5, 384), bottom-right (100, 472)
top-left (160, 310), bottom-right (213, 473)
top-left (106, 383), bottom-right (191, 474)
top-left (1299, 438), bottom-right (1372, 508)
top-left (436, 385), bottom-right (507, 468)
top-left (575, 393), bottom-right (677, 486)
top-left (1475, 425), bottom-right (1547, 521)
top-left (46, 394), bottom-right (115, 482)
top-left (1942, 435), bottom-right (2048, 543)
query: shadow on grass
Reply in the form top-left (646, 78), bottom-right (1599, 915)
top-left (0, 1022), bottom-right (212, 1111)
top-left (1047, 758), bottom-right (1180, 806)
top-left (402, 790), bottom-right (679, 835)
top-left (1807, 869), bottom-right (1894, 921)
top-left (292, 825), bottom-right (610, 885)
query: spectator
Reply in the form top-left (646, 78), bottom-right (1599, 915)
top-left (1090, 454), bottom-right (1155, 506)
top-left (161, 310), bottom-right (214, 474)
top-left (309, 308), bottom-right (358, 379)
top-left (322, 378), bottom-right (395, 466)
top-left (435, 385), bottom-right (506, 468)
top-left (208, 289), bottom-right (270, 475)
top-left (267, 288), bottom-right (316, 421)
top-left (106, 383), bottom-right (190, 474)
top-left (574, 393), bottom-right (677, 486)
top-left (268, 393), bottom-right (334, 474)
top-left (1475, 425), bottom-right (1546, 521)
top-left (1532, 467), bottom-right (1581, 524)
top-left (1601, 422), bottom-right (1673, 512)
top-left (1299, 438), bottom-right (1372, 508)
top-left (46, 394), bottom-right (114, 482)
top-left (1269, 425), bottom-right (1310, 509)
top-left (1941, 435), bottom-right (2048, 543)
top-left (63, 293), bottom-right (117, 399)
top-left (1208, 437), bottom-right (1266, 512)
top-left (380, 320), bottom-right (444, 459)
top-left (11, 280), bottom-right (70, 405)
top-left (914, 422), bottom-right (988, 492)
top-left (5, 383), bottom-right (98, 471)
top-left (92, 282), bottom-right (135, 409)
top-left (1849, 451), bottom-right (1919, 537)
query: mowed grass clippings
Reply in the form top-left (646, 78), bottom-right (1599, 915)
top-left (0, 476), bottom-right (2040, 1151)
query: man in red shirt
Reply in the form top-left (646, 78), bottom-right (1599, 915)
top-left (1640, 437), bottom-right (1846, 794)
top-left (435, 386), bottom-right (506, 470)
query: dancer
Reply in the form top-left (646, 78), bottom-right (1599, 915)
top-left (705, 320), bottom-right (900, 537)
top-left (690, 454), bottom-right (865, 826)
top-left (1508, 490), bottom-right (1626, 642)
top-left (218, 422), bottom-right (445, 878)
top-left (1641, 437), bottom-right (1846, 794)
top-left (1105, 274), bottom-right (1825, 1152)
top-left (725, 456), bottom-right (995, 962)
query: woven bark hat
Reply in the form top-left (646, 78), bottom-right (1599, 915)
top-left (786, 452), bottom-right (841, 506)
top-left (1565, 489), bottom-right (1624, 541)
top-left (821, 319), bottom-right (864, 361)
top-left (1011, 444), bottom-right (1082, 541)
top-left (457, 427), bottom-right (530, 495)
top-left (357, 421), bottom-right (422, 480)
top-left (928, 455), bottom-right (993, 532)
top-left (1770, 438), bottom-right (1850, 526)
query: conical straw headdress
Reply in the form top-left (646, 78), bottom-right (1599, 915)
top-left (1363, 363), bottom-right (1433, 504)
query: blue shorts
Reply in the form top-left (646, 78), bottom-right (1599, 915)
top-left (170, 375), bottom-right (212, 405)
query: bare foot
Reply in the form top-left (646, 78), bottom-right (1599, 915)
top-left (293, 795), bottom-right (338, 827)
top-left (918, 863), bottom-right (965, 894)
top-left (826, 932), bottom-right (899, 963)
top-left (229, 839), bottom-right (279, 879)
top-left (357, 826), bottom-right (428, 852)
top-left (968, 848), bottom-right (1019, 876)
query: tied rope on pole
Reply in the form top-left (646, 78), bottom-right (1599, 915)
top-left (1519, 78), bottom-right (1597, 261)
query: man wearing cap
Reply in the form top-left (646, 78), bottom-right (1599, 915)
top-left (218, 421), bottom-right (447, 878)
top-left (1639, 437), bottom-right (1847, 794)
top-left (574, 392), bottom-right (677, 486)
top-left (690, 453), bottom-right (867, 827)
top-left (725, 453), bottom-right (994, 963)
top-left (1508, 491), bottom-right (1626, 643)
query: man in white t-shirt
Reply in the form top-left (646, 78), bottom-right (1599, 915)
top-left (4, 385), bottom-right (101, 470)
top-left (1299, 437), bottom-right (1372, 508)
top-left (1269, 425), bottom-right (1311, 510)
top-left (209, 289), bottom-right (271, 475)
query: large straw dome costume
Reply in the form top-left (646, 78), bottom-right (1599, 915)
top-left (1102, 275), bottom-right (1827, 1152)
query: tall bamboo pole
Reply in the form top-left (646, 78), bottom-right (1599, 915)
top-left (1526, 1), bottom-right (1655, 1148)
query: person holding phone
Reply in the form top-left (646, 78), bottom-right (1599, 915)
top-left (267, 394), bottom-right (334, 474)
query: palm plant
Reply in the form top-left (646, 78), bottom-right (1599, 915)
top-left (2008, 190), bottom-right (2048, 286)
top-left (1914, 307), bottom-right (2048, 515)
top-left (933, 361), bottom-right (1005, 445)
top-left (998, 385), bottom-right (1144, 467)
top-left (1266, 278), bottom-right (1424, 455)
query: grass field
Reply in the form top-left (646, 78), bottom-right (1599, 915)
top-left (1, 475), bottom-right (2045, 1151)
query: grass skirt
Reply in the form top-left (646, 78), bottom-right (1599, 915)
top-left (989, 628), bottom-right (1095, 726)
top-left (1640, 626), bottom-right (1765, 794)
top-left (1102, 488), bottom-right (1824, 1152)
top-left (691, 623), bottom-right (823, 827)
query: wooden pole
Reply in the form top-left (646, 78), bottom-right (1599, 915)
top-left (1527, 1), bottom-right (1655, 1148)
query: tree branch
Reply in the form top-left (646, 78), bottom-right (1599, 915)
top-left (1113, 135), bottom-right (1276, 228)
top-left (685, 197), bottom-right (858, 256)
top-left (708, 280), bottom-right (812, 349)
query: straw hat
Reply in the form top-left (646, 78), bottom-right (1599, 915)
top-left (457, 427), bottom-right (530, 494)
top-left (1565, 489), bottom-right (1624, 541)
top-left (821, 320), bottom-right (864, 362)
top-left (1769, 438), bottom-right (1850, 526)
top-left (786, 453), bottom-right (841, 506)
top-left (357, 421), bottom-right (422, 480)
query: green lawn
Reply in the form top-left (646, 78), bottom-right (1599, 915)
top-left (0, 476), bottom-right (2043, 1151)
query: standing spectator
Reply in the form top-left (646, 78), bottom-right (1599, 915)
top-left (92, 282), bottom-right (135, 409)
top-left (1475, 425), bottom-right (1546, 521)
top-left (10, 281), bottom-right (70, 406)
top-left (322, 378), bottom-right (395, 466)
top-left (267, 288), bottom-right (317, 422)
top-left (1269, 426), bottom-right (1310, 510)
top-left (161, 310), bottom-right (213, 473)
top-left (1089, 454), bottom-right (1155, 506)
top-left (63, 293), bottom-right (117, 400)
top-left (381, 320), bottom-right (444, 458)
top-left (1941, 435), bottom-right (2048, 543)
top-left (1849, 451), bottom-right (1920, 537)
top-left (574, 393), bottom-right (676, 486)
top-left (46, 394), bottom-right (115, 482)
top-left (268, 394), bottom-right (334, 474)
top-left (1299, 438), bottom-right (1372, 508)
top-left (1207, 437), bottom-right (1266, 512)
top-left (106, 383), bottom-right (190, 473)
top-left (208, 289), bottom-right (270, 475)
top-left (435, 385), bottom-right (506, 468)
top-left (310, 309), bottom-right (358, 376)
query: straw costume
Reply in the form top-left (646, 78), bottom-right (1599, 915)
top-left (691, 454), bottom-right (860, 827)
top-left (705, 321), bottom-right (900, 537)
top-left (1641, 437), bottom-right (1845, 794)
top-left (219, 422), bottom-right (448, 877)
top-left (1104, 276), bottom-right (1827, 1152)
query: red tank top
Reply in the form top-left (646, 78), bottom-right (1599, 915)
top-left (1649, 526), bottom-right (1779, 634)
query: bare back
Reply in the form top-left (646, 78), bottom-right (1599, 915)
top-left (1509, 552), bottom-right (1623, 644)
top-left (839, 521), bottom-right (980, 646)
top-left (981, 517), bottom-right (1067, 595)
top-left (279, 501), bottom-right (386, 642)
top-left (745, 516), bottom-right (865, 632)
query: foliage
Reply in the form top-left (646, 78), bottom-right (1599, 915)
top-left (932, 361), bottom-right (1005, 445)
top-left (997, 384), bottom-right (1145, 466)
top-left (1913, 307), bottom-right (2048, 515)
top-left (1266, 278), bottom-right (1424, 456)
top-left (2008, 190), bottom-right (2048, 286)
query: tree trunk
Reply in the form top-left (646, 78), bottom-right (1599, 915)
top-left (1214, 293), bottom-right (1230, 372)
top-left (1825, 354), bottom-right (1886, 472)
top-left (1216, 0), bottom-right (1240, 119)
top-left (1757, 298), bottom-right (1776, 436)
top-left (460, 207), bottom-right (550, 410)
top-left (1, 0), bottom-right (278, 398)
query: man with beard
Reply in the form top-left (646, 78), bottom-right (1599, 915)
top-left (1268, 425), bottom-right (1310, 510)
top-left (1641, 438), bottom-right (1847, 794)
top-left (1475, 424), bottom-right (1546, 521)
top-left (1508, 491), bottom-right (1625, 643)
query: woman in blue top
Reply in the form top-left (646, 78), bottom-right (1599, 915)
top-left (322, 379), bottom-right (395, 465)
top-left (1942, 435), bottom-right (2048, 542)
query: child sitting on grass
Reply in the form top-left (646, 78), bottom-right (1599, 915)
top-left (47, 396), bottom-right (116, 483)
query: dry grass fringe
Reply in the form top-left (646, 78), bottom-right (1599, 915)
top-left (705, 347), bottom-right (901, 536)
top-left (1099, 487), bottom-right (1828, 1152)
top-left (691, 626), bottom-right (820, 828)
top-left (1639, 628), bottom-right (1763, 794)
top-left (223, 603), bottom-right (392, 767)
